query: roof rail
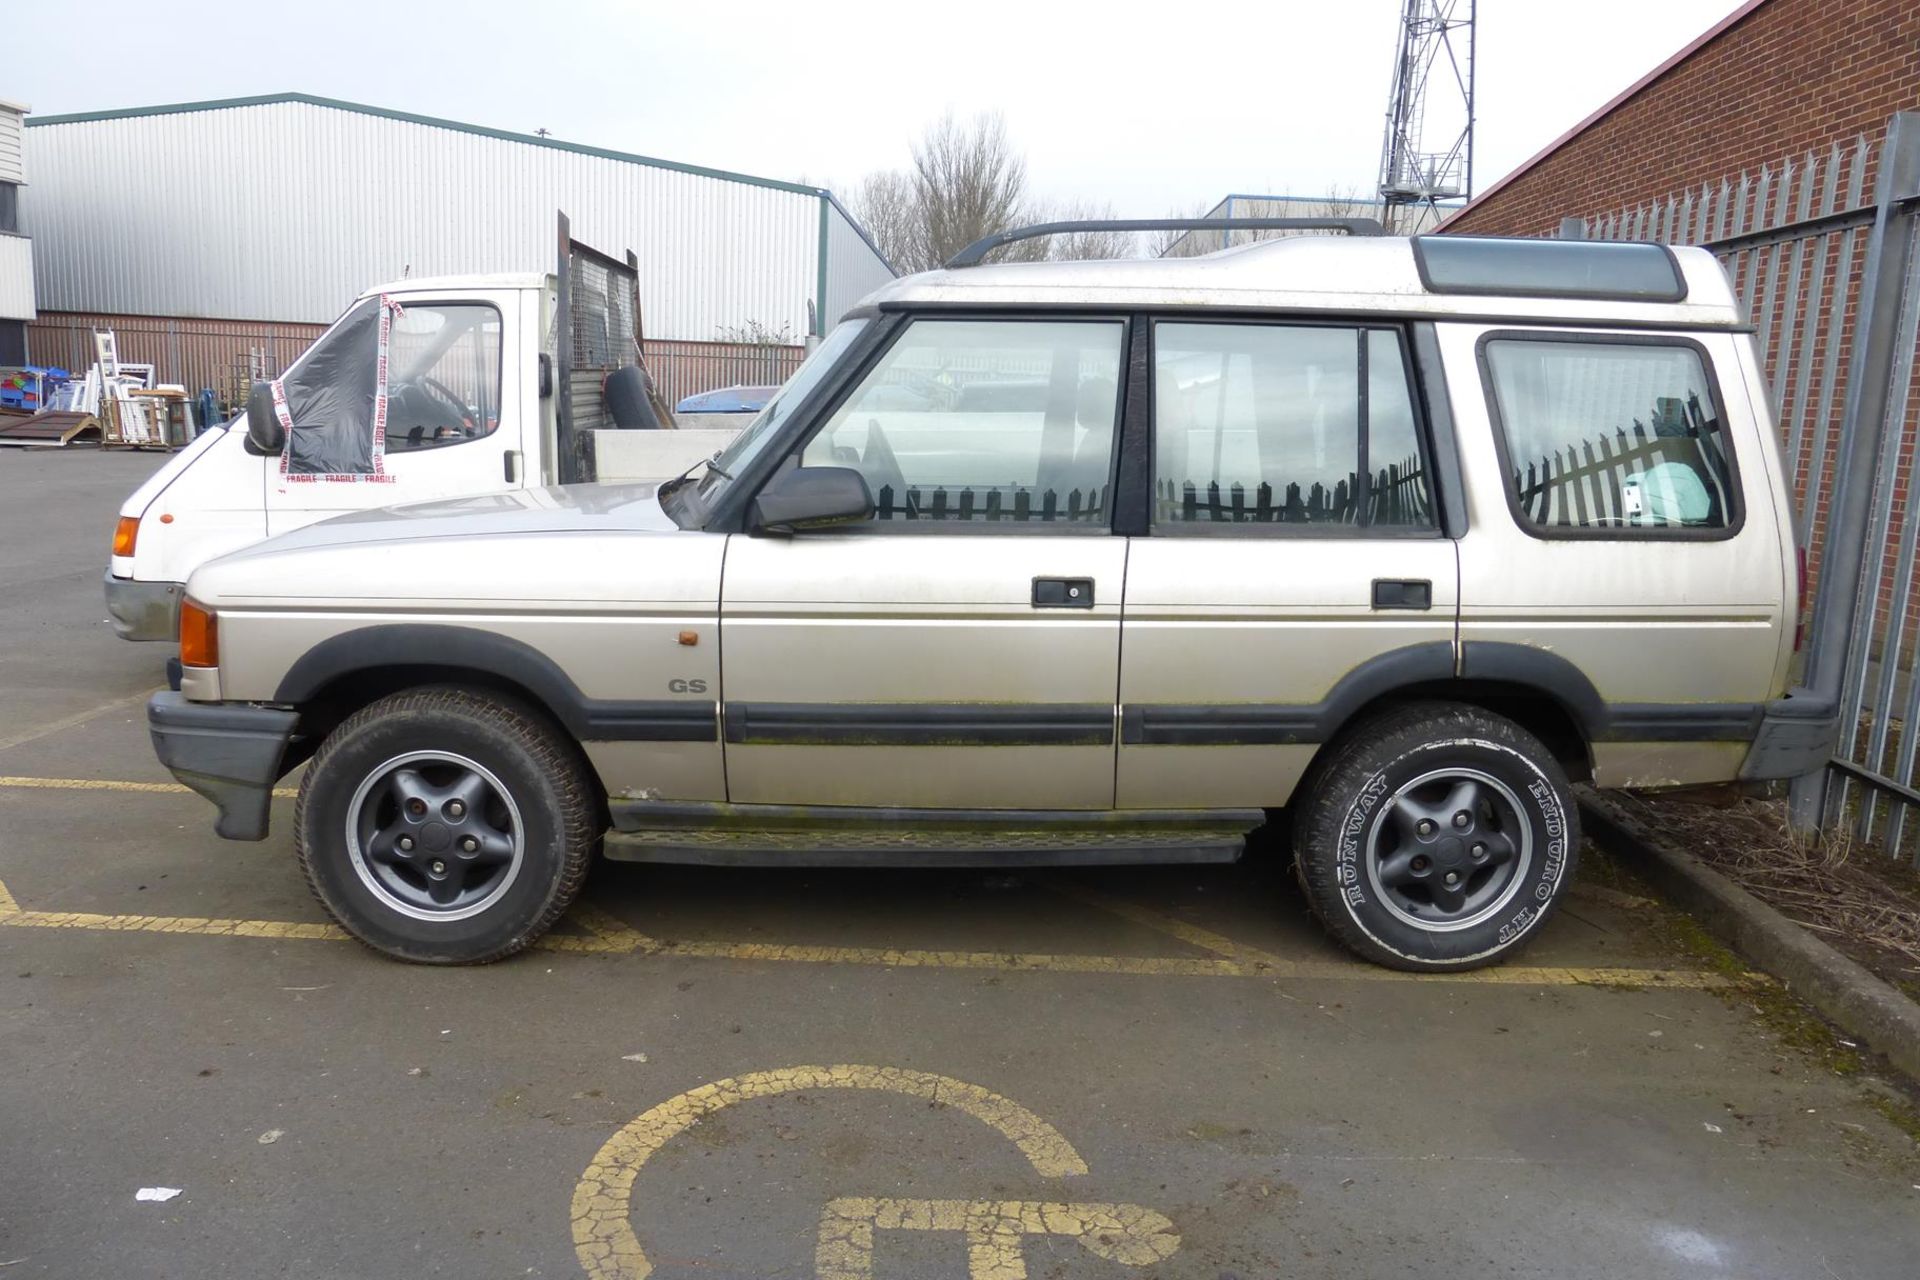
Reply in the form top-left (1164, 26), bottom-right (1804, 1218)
top-left (945, 217), bottom-right (1388, 269)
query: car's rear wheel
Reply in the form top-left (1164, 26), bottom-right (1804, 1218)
top-left (295, 687), bottom-right (597, 963)
top-left (1294, 701), bottom-right (1578, 971)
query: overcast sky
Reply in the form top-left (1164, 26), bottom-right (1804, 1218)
top-left (9, 0), bottom-right (1744, 216)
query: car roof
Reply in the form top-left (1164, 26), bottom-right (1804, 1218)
top-left (859, 236), bottom-right (1744, 329)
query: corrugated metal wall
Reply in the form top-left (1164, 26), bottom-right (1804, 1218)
top-left (23, 97), bottom-right (893, 342)
top-left (822, 197), bottom-right (896, 326)
top-left (0, 105), bottom-right (24, 185)
top-left (0, 234), bottom-right (39, 322)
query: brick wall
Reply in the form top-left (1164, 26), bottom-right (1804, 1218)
top-left (1447, 0), bottom-right (1920, 237)
top-left (26, 311), bottom-right (800, 417)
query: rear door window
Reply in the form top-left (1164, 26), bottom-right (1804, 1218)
top-left (1151, 322), bottom-right (1435, 530)
top-left (1481, 334), bottom-right (1739, 535)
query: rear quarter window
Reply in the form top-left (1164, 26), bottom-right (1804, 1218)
top-left (1479, 332), bottom-right (1741, 539)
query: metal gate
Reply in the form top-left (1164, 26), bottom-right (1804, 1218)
top-left (1563, 111), bottom-right (1920, 862)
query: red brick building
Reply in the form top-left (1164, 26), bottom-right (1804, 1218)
top-left (1446, 0), bottom-right (1920, 837)
top-left (1443, 0), bottom-right (1920, 236)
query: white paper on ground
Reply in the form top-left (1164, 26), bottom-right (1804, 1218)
top-left (135, 1187), bottom-right (182, 1203)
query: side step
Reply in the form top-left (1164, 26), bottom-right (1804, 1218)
top-left (602, 802), bottom-right (1263, 868)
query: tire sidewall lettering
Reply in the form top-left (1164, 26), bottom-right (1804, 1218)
top-left (1332, 732), bottom-right (1575, 968)
top-left (1334, 772), bottom-right (1390, 910)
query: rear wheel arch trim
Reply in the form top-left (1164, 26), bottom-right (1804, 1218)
top-left (1309, 645), bottom-right (1604, 777)
top-left (1454, 641), bottom-right (1607, 739)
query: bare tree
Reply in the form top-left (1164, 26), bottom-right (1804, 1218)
top-left (1238, 186), bottom-right (1376, 245)
top-left (848, 114), bottom-right (1172, 271)
top-left (848, 170), bottom-right (918, 274)
top-left (714, 319), bottom-right (796, 345)
top-left (1314, 184), bottom-right (1370, 221)
top-left (906, 112), bottom-right (1031, 271)
top-left (1151, 202), bottom-right (1216, 258)
top-left (1038, 200), bottom-right (1138, 260)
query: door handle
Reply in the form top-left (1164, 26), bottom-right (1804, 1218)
top-left (503, 449), bottom-right (520, 484)
top-left (1032, 577), bottom-right (1094, 608)
top-left (1372, 578), bottom-right (1432, 610)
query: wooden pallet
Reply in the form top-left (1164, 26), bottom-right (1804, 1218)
top-left (0, 410), bottom-right (102, 447)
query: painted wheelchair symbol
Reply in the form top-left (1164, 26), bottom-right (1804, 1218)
top-left (816, 1195), bottom-right (1177, 1280)
top-left (572, 1064), bottom-right (1180, 1279)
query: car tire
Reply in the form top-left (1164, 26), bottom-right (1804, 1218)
top-left (1294, 701), bottom-right (1578, 972)
top-left (294, 687), bottom-right (598, 964)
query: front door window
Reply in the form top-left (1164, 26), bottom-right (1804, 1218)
top-left (800, 318), bottom-right (1126, 526)
top-left (384, 303), bottom-right (504, 452)
top-left (277, 299), bottom-right (505, 477)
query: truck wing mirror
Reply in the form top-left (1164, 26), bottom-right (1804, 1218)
top-left (244, 381), bottom-right (284, 455)
top-left (749, 466), bottom-right (874, 535)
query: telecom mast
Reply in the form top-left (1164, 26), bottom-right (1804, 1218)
top-left (1377, 0), bottom-right (1477, 234)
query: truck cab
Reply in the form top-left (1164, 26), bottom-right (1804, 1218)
top-left (105, 230), bottom-right (735, 642)
top-left (106, 273), bottom-right (553, 640)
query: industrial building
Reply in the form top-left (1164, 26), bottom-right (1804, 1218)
top-left (0, 97), bottom-right (32, 366)
top-left (17, 93), bottom-right (895, 402)
top-left (1160, 192), bottom-right (1442, 257)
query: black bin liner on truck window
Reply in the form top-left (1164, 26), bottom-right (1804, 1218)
top-left (283, 300), bottom-right (381, 475)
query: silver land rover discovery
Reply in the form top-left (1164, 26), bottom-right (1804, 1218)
top-left (146, 224), bottom-right (1837, 970)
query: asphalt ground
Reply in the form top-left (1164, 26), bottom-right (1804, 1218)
top-left (2, 446), bottom-right (1918, 1279)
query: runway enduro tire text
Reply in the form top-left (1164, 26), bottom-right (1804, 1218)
top-left (1294, 701), bottom-right (1578, 972)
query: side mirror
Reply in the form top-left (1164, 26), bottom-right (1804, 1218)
top-left (244, 381), bottom-right (284, 455)
top-left (749, 466), bottom-right (874, 535)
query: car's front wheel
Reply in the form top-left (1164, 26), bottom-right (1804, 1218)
top-left (295, 687), bottom-right (598, 963)
top-left (1294, 701), bottom-right (1578, 971)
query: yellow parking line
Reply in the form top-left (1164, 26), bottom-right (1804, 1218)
top-left (0, 787), bottom-right (1750, 989)
top-left (1039, 884), bottom-right (1746, 986)
top-left (1048, 880), bottom-right (1288, 970)
top-left (0, 690), bottom-right (157, 754)
top-left (1, 908), bottom-right (347, 941)
top-left (0, 775), bottom-right (297, 798)
top-left (657, 939), bottom-right (1250, 977)
top-left (0, 888), bottom-right (1739, 986)
top-left (567, 902), bottom-right (662, 953)
top-left (0, 894), bottom-right (1743, 986)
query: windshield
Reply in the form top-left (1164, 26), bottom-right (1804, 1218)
top-left (692, 318), bottom-right (871, 506)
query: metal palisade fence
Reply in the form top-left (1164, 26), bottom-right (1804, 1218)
top-left (1565, 111), bottom-right (1920, 862)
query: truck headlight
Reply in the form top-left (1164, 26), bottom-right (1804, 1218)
top-left (112, 516), bottom-right (140, 558)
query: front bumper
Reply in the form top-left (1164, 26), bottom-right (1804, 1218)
top-left (148, 691), bottom-right (299, 841)
top-left (1739, 687), bottom-right (1841, 781)
top-left (105, 570), bottom-right (183, 642)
